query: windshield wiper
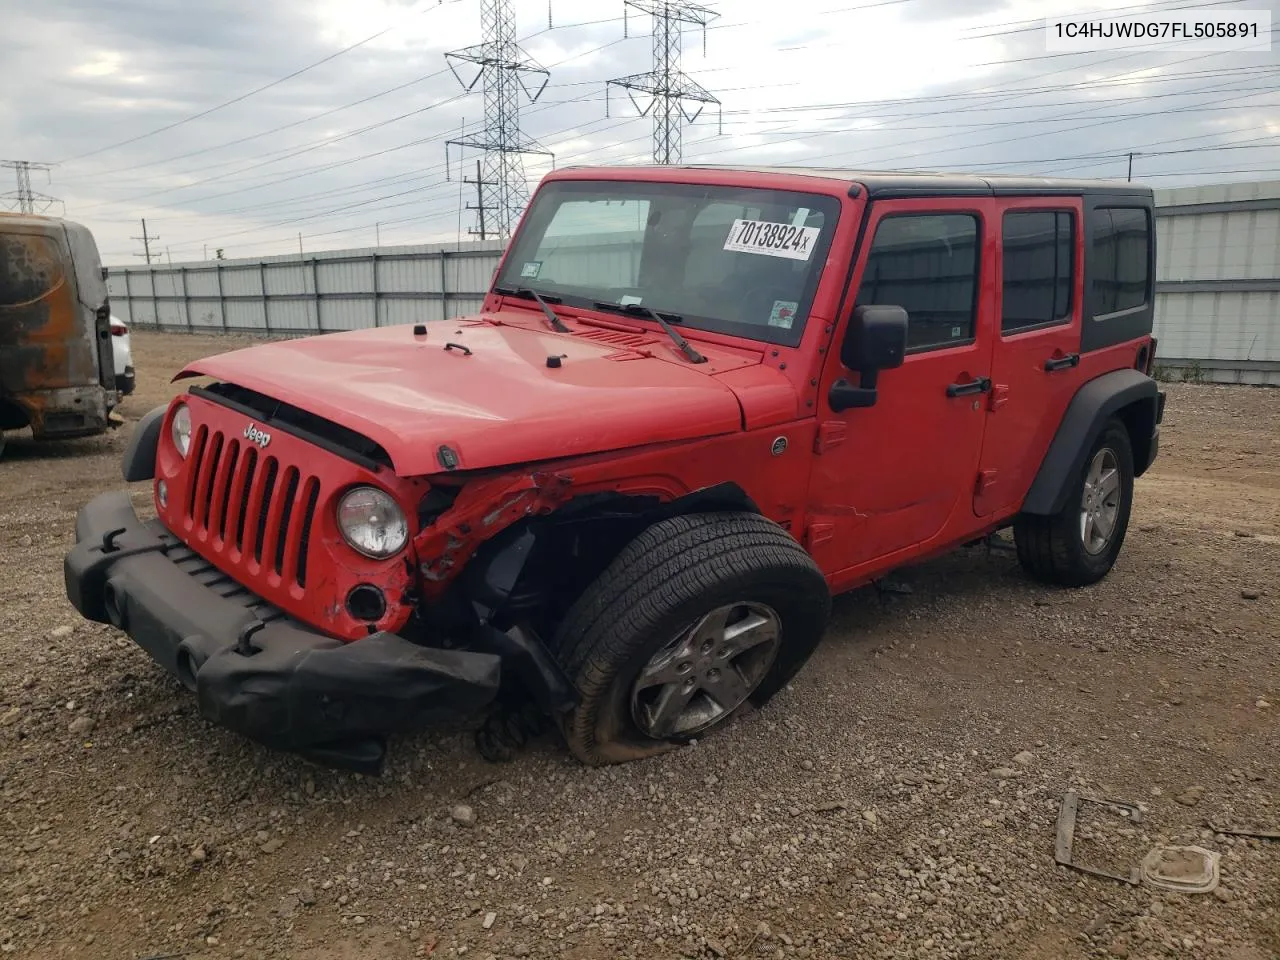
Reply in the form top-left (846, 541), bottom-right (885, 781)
top-left (592, 301), bottom-right (707, 364)
top-left (493, 285), bottom-right (569, 333)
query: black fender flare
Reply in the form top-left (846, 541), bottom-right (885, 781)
top-left (1021, 369), bottom-right (1162, 517)
top-left (122, 405), bottom-right (167, 482)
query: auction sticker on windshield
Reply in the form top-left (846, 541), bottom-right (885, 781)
top-left (724, 219), bottom-right (820, 261)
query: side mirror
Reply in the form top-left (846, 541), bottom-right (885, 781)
top-left (841, 304), bottom-right (908, 372)
top-left (830, 304), bottom-right (909, 412)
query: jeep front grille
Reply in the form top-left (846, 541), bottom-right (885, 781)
top-left (184, 425), bottom-right (322, 588)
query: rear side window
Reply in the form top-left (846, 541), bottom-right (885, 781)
top-left (855, 213), bottom-right (980, 351)
top-left (1001, 211), bottom-right (1074, 332)
top-left (1090, 206), bottom-right (1150, 317)
top-left (0, 233), bottom-right (65, 307)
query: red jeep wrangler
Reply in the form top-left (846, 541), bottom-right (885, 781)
top-left (64, 165), bottom-right (1164, 774)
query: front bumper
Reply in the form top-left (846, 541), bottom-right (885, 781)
top-left (64, 492), bottom-right (502, 774)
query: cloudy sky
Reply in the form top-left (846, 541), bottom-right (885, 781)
top-left (3, 0), bottom-right (1277, 264)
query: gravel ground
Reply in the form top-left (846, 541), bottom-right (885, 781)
top-left (1, 331), bottom-right (1278, 960)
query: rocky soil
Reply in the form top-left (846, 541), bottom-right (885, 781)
top-left (1, 332), bottom-right (1277, 960)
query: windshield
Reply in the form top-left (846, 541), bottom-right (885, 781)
top-left (495, 179), bottom-right (842, 346)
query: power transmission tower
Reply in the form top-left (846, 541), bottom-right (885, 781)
top-left (464, 159), bottom-right (497, 240)
top-left (606, 1), bottom-right (722, 165)
top-left (0, 160), bottom-right (60, 214)
top-left (132, 219), bottom-right (159, 265)
top-left (445, 0), bottom-right (554, 240)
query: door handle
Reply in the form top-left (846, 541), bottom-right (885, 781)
top-left (1044, 353), bottom-right (1080, 372)
top-left (946, 376), bottom-right (992, 398)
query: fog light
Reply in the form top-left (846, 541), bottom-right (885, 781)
top-left (346, 584), bottom-right (387, 622)
top-left (157, 479), bottom-right (168, 508)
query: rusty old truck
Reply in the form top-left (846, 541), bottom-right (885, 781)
top-left (0, 213), bottom-right (118, 458)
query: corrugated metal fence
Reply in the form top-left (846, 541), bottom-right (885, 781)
top-left (108, 184), bottom-right (1280, 385)
top-left (1153, 180), bottom-right (1280, 386)
top-left (107, 239), bottom-right (507, 334)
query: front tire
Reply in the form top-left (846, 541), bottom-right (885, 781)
top-left (552, 512), bottom-right (831, 765)
top-left (1014, 418), bottom-right (1135, 587)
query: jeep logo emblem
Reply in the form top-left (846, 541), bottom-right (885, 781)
top-left (243, 423), bottom-right (271, 449)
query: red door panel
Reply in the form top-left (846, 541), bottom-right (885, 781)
top-left (975, 199), bottom-right (1085, 519)
top-left (807, 197), bottom-right (999, 585)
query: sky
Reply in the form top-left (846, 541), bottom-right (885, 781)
top-left (2, 0), bottom-right (1277, 264)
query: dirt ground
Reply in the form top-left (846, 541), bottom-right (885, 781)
top-left (1, 331), bottom-right (1277, 960)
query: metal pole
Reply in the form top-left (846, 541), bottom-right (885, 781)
top-left (260, 262), bottom-right (269, 334)
top-left (215, 262), bottom-right (226, 331)
top-left (1127, 152), bottom-right (1134, 182)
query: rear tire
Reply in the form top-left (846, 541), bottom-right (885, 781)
top-left (1014, 418), bottom-right (1135, 587)
top-left (552, 512), bottom-right (831, 766)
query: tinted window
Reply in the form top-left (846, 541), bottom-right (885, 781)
top-left (1002, 211), bottom-right (1073, 332)
top-left (1091, 207), bottom-right (1150, 316)
top-left (527, 198), bottom-right (650, 288)
top-left (855, 214), bottom-right (980, 351)
top-left (0, 233), bottom-right (65, 307)
top-left (496, 180), bottom-right (840, 346)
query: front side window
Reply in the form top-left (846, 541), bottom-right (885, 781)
top-left (1091, 206), bottom-right (1150, 317)
top-left (495, 180), bottom-right (842, 346)
top-left (854, 213), bottom-right (981, 352)
top-left (1002, 210), bottom-right (1074, 333)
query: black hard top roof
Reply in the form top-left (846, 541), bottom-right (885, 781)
top-left (561, 163), bottom-right (1154, 200)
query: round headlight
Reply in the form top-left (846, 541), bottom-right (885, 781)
top-left (337, 487), bottom-right (408, 559)
top-left (170, 403), bottom-right (192, 458)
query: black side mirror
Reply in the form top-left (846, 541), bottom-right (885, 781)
top-left (830, 304), bottom-right (909, 411)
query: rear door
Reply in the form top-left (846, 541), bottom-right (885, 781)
top-left (974, 199), bottom-right (1084, 519)
top-left (806, 197), bottom-right (999, 579)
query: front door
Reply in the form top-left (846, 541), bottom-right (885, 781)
top-left (806, 198), bottom-right (998, 584)
top-left (974, 199), bottom-right (1085, 519)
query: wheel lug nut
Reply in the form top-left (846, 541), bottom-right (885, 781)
top-left (707, 669), bottom-right (720, 682)
top-left (701, 641), bottom-right (714, 655)
top-left (678, 661), bottom-right (692, 674)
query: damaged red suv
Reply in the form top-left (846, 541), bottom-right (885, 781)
top-left (65, 165), bottom-right (1164, 773)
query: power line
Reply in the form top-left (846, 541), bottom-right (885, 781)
top-left (0, 160), bottom-right (60, 215)
top-left (444, 0), bottom-right (552, 239)
top-left (606, 0), bottom-right (722, 164)
top-left (131, 218), bottom-right (160, 265)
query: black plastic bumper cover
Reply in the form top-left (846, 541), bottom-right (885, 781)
top-left (64, 491), bottom-right (502, 773)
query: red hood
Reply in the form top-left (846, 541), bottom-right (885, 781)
top-left (175, 316), bottom-right (779, 476)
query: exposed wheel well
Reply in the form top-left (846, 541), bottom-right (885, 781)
top-left (454, 482), bottom-right (764, 636)
top-left (1113, 398), bottom-right (1157, 478)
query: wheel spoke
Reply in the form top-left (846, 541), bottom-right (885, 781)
top-left (645, 682), bottom-right (699, 738)
top-left (1086, 453), bottom-right (1105, 487)
top-left (635, 636), bottom-right (697, 690)
top-left (1082, 511), bottom-right (1097, 548)
top-left (1096, 502), bottom-right (1118, 538)
top-left (1098, 468), bottom-right (1120, 501)
top-left (689, 605), bottom-right (733, 649)
top-left (707, 663), bottom-right (751, 710)
top-left (636, 657), bottom-right (691, 690)
top-left (723, 611), bottom-right (778, 654)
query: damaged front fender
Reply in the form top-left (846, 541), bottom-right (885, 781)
top-left (417, 471), bottom-right (574, 589)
